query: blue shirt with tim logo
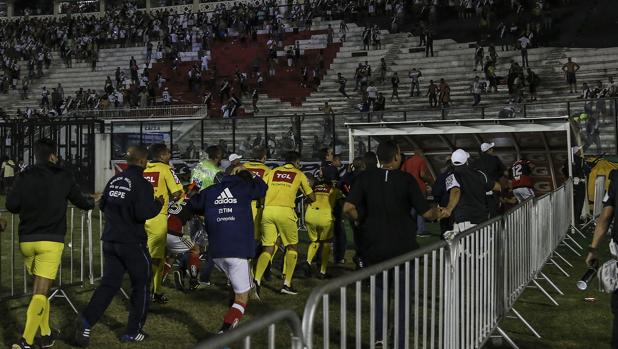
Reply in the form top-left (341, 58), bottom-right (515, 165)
top-left (190, 175), bottom-right (267, 258)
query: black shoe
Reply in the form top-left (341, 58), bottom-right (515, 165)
top-left (39, 329), bottom-right (60, 348)
top-left (317, 272), bottom-right (330, 280)
top-left (73, 317), bottom-right (91, 348)
top-left (217, 323), bottom-right (232, 334)
top-left (152, 293), bottom-right (169, 304)
top-left (263, 264), bottom-right (272, 281)
top-left (303, 262), bottom-right (312, 278)
top-left (173, 270), bottom-right (184, 290)
top-left (280, 285), bottom-right (299, 295)
top-left (336, 259), bottom-right (346, 265)
top-left (11, 338), bottom-right (33, 349)
top-left (120, 331), bottom-right (148, 343)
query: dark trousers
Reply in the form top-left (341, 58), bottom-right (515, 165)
top-left (375, 265), bottom-right (414, 347)
top-left (487, 194), bottom-right (499, 218)
top-left (333, 200), bottom-right (346, 261)
top-left (612, 291), bottom-right (618, 348)
top-left (574, 182), bottom-right (586, 225)
top-left (83, 242), bottom-right (151, 336)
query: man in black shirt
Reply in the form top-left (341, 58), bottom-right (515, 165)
top-left (344, 140), bottom-right (438, 347)
top-left (586, 169), bottom-right (618, 347)
top-left (571, 146), bottom-right (587, 225)
top-left (7, 138), bottom-right (96, 349)
top-left (441, 149), bottom-right (500, 233)
top-left (474, 142), bottom-right (506, 217)
top-left (75, 146), bottom-right (164, 347)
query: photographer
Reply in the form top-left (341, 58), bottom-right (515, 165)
top-left (586, 170), bottom-right (618, 348)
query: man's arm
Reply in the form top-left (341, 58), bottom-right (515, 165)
top-left (343, 202), bottom-right (359, 221)
top-left (586, 206), bottom-right (614, 266)
top-left (67, 174), bottom-right (95, 211)
top-left (441, 187), bottom-right (461, 218)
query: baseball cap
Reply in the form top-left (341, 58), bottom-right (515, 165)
top-left (480, 142), bottom-right (495, 153)
top-left (451, 149), bottom-right (470, 166)
top-left (229, 153), bottom-right (242, 162)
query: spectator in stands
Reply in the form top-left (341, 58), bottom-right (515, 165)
top-left (374, 92), bottom-right (386, 120)
top-left (583, 113), bottom-right (601, 154)
top-left (366, 82), bottom-right (378, 108)
top-left (527, 68), bottom-right (540, 102)
top-left (378, 58), bottom-right (387, 84)
top-left (343, 140), bottom-right (438, 348)
top-left (427, 80), bottom-right (439, 108)
top-left (518, 34), bottom-right (531, 68)
top-left (474, 44), bottom-right (484, 71)
top-left (162, 88), bottom-right (172, 105)
top-left (409, 68), bottom-right (422, 97)
top-left (337, 73), bottom-right (350, 99)
top-left (353, 63), bottom-right (363, 91)
top-left (41, 87), bottom-right (50, 108)
top-left (362, 27), bottom-right (371, 50)
top-left (220, 79), bottom-right (231, 103)
top-left (439, 79), bottom-right (451, 108)
top-left (440, 149), bottom-right (499, 233)
top-left (562, 57), bottom-right (580, 94)
top-left (390, 72), bottom-right (400, 102)
top-left (184, 141), bottom-right (199, 160)
top-left (1, 156), bottom-right (16, 194)
top-left (372, 26), bottom-right (382, 50)
top-left (511, 158), bottom-right (536, 203)
top-left (425, 29), bottom-right (434, 57)
top-left (470, 76), bottom-right (483, 106)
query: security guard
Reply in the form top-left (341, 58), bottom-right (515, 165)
top-left (303, 178), bottom-right (342, 278)
top-left (76, 146), bottom-right (164, 346)
top-left (143, 143), bottom-right (184, 303)
top-left (254, 151), bottom-right (315, 295)
top-left (6, 138), bottom-right (95, 349)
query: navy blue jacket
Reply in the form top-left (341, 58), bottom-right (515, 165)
top-left (190, 174), bottom-right (267, 258)
top-left (432, 170), bottom-right (453, 207)
top-left (100, 165), bottom-right (163, 244)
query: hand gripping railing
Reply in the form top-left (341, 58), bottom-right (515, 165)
top-left (192, 309), bottom-right (305, 349)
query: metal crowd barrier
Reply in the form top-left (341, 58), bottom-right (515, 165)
top-left (0, 207), bottom-right (97, 311)
top-left (193, 309), bottom-right (304, 349)
top-left (298, 181), bottom-right (575, 349)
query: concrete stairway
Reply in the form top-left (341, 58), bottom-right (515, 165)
top-left (0, 46), bottom-right (148, 116)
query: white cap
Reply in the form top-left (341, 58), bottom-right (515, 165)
top-left (451, 149), bottom-right (470, 166)
top-left (480, 142), bottom-right (495, 153)
top-left (229, 153), bottom-right (242, 162)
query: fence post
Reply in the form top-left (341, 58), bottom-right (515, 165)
top-left (200, 118), bottom-right (205, 150)
top-left (567, 101), bottom-right (571, 116)
top-left (403, 110), bottom-right (407, 121)
top-left (523, 103), bottom-right (527, 117)
top-left (481, 106), bottom-right (485, 119)
top-left (232, 118), bottom-right (237, 153)
top-left (331, 114), bottom-right (336, 155)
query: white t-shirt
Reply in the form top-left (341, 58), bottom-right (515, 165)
top-left (366, 86), bottom-right (378, 98)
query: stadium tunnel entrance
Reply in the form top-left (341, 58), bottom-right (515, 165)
top-left (346, 116), bottom-right (575, 195)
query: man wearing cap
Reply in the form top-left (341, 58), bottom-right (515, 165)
top-left (474, 142), bottom-right (506, 218)
top-left (440, 149), bottom-right (501, 233)
top-left (226, 153), bottom-right (243, 174)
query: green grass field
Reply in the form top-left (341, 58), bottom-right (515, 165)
top-left (0, 195), bottom-right (613, 349)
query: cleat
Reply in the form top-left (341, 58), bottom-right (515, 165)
top-left (152, 293), bottom-right (169, 304)
top-left (217, 323), bottom-right (232, 334)
top-left (73, 317), bottom-right (91, 348)
top-left (280, 285), bottom-right (298, 295)
top-left (11, 338), bottom-right (33, 349)
top-left (39, 328), bottom-right (61, 348)
top-left (253, 280), bottom-right (261, 300)
top-left (120, 331), bottom-right (148, 343)
top-left (317, 272), bottom-right (330, 280)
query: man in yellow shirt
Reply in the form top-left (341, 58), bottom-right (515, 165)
top-left (143, 143), bottom-right (184, 303)
top-left (242, 147), bottom-right (270, 242)
top-left (254, 151), bottom-right (315, 295)
top-left (304, 180), bottom-right (342, 279)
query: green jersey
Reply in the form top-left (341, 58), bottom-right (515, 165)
top-left (191, 160), bottom-right (222, 190)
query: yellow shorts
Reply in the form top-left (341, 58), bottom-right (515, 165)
top-left (145, 214), bottom-right (168, 259)
top-left (261, 206), bottom-right (298, 247)
top-left (20, 241), bottom-right (65, 280)
top-left (252, 204), bottom-right (264, 241)
top-left (305, 209), bottom-right (334, 242)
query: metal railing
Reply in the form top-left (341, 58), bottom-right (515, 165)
top-left (299, 181), bottom-right (575, 349)
top-left (193, 309), bottom-right (304, 349)
top-left (0, 207), bottom-right (97, 311)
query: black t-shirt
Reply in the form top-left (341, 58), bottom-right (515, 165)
top-left (474, 153), bottom-right (506, 183)
top-left (346, 168), bottom-right (429, 264)
top-left (446, 165), bottom-right (494, 224)
top-left (604, 170), bottom-right (618, 242)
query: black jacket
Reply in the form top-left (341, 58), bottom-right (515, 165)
top-left (6, 163), bottom-right (95, 243)
top-left (99, 165), bottom-right (163, 244)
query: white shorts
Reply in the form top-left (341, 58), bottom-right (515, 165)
top-left (167, 235), bottom-right (194, 255)
top-left (213, 257), bottom-right (252, 294)
top-left (513, 187), bottom-right (535, 203)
